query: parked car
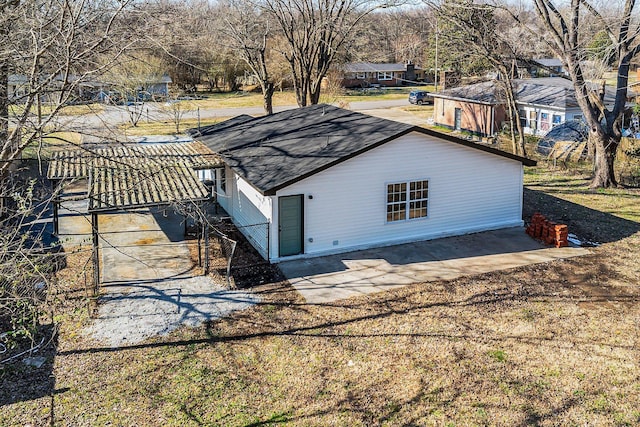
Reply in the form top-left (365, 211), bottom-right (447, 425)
top-left (408, 90), bottom-right (433, 105)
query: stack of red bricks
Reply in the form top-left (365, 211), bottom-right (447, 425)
top-left (526, 213), bottom-right (569, 248)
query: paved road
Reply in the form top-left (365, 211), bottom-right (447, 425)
top-left (55, 98), bottom-right (411, 142)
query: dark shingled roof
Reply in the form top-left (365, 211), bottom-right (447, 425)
top-left (432, 78), bottom-right (618, 108)
top-left (190, 104), bottom-right (535, 195)
top-left (191, 114), bottom-right (255, 136)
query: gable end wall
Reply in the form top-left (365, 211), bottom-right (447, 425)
top-left (271, 132), bottom-right (524, 261)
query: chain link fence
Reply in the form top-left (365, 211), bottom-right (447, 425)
top-left (205, 219), bottom-right (280, 288)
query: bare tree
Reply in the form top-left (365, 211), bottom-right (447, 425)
top-left (221, 0), bottom-right (276, 114)
top-left (104, 54), bottom-right (166, 126)
top-left (0, 0), bottom-right (132, 177)
top-left (263, 0), bottom-right (390, 107)
top-left (526, 0), bottom-right (640, 188)
top-left (346, 8), bottom-right (435, 66)
top-left (432, 0), bottom-right (527, 155)
top-left (1, 0), bottom-right (131, 356)
top-left (161, 98), bottom-right (194, 134)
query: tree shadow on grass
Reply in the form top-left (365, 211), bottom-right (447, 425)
top-left (0, 324), bottom-right (65, 409)
top-left (523, 187), bottom-right (640, 243)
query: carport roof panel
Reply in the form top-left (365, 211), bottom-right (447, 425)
top-left (88, 164), bottom-right (210, 212)
top-left (47, 141), bottom-right (223, 180)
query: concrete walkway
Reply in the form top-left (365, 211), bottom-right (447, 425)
top-left (279, 228), bottom-right (588, 304)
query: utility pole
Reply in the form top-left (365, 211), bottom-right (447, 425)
top-left (434, 17), bottom-right (439, 92)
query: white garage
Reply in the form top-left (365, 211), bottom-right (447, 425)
top-left (190, 104), bottom-right (535, 263)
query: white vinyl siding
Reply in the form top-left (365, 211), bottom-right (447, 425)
top-left (216, 167), bottom-right (230, 212)
top-left (272, 131), bottom-right (524, 261)
top-left (218, 167), bottom-right (272, 259)
top-left (517, 104), bottom-right (586, 136)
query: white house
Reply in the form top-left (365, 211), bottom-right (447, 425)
top-left (433, 78), bottom-right (620, 137)
top-left (190, 105), bottom-right (535, 263)
top-left (531, 58), bottom-right (568, 77)
top-left (8, 74), bottom-right (29, 102)
top-left (514, 78), bottom-right (600, 136)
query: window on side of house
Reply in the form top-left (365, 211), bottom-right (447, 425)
top-left (378, 71), bottom-right (393, 81)
top-left (519, 109), bottom-right (527, 128)
top-left (356, 72), bottom-right (365, 79)
top-left (529, 110), bottom-right (538, 130)
top-left (386, 180), bottom-right (429, 222)
top-left (219, 168), bottom-right (227, 193)
top-left (552, 114), bottom-right (562, 126)
top-left (540, 112), bottom-right (551, 132)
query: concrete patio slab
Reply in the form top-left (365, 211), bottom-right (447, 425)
top-left (278, 227), bottom-right (588, 304)
top-left (98, 208), bottom-right (194, 283)
top-left (56, 180), bottom-right (92, 247)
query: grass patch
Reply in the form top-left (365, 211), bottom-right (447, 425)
top-left (397, 105), bottom-right (435, 120)
top-left (488, 349), bottom-right (508, 362)
top-left (42, 131), bottom-right (82, 146)
top-left (188, 91), bottom-right (298, 109)
top-left (9, 103), bottom-right (104, 117)
top-left (60, 103), bottom-right (105, 116)
top-left (190, 86), bottom-right (432, 110)
top-left (120, 117), bottom-right (231, 136)
top-left (21, 131), bottom-right (83, 158)
top-left (2, 165), bottom-right (640, 425)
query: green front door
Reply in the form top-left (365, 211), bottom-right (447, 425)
top-left (278, 195), bottom-right (303, 257)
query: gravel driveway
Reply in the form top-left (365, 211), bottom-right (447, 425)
top-left (85, 207), bottom-right (258, 347)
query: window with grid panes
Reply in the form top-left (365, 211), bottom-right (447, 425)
top-left (386, 182), bottom-right (406, 222)
top-left (409, 180), bottom-right (428, 219)
top-left (386, 180), bottom-right (428, 222)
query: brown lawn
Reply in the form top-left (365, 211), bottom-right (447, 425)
top-left (2, 165), bottom-right (639, 426)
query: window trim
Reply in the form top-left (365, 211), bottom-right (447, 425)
top-left (528, 110), bottom-right (538, 130)
top-left (518, 109), bottom-right (527, 129)
top-left (385, 179), bottom-right (430, 223)
top-left (378, 71), bottom-right (393, 81)
top-left (219, 167), bottom-right (227, 194)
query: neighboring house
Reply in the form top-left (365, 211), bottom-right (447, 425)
top-left (432, 78), bottom-right (618, 137)
top-left (8, 73), bottom-right (70, 104)
top-left (7, 73), bottom-right (173, 103)
top-left (432, 80), bottom-right (506, 137)
top-left (78, 74), bottom-right (173, 102)
top-left (531, 58), bottom-right (568, 77)
top-left (143, 74), bottom-right (172, 97)
top-left (340, 62), bottom-right (424, 87)
top-left (190, 104), bottom-right (534, 263)
top-left (8, 74), bottom-right (29, 102)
